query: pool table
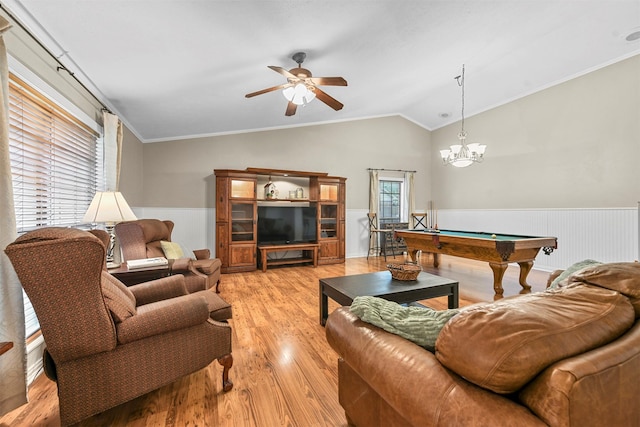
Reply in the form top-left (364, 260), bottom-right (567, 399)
top-left (395, 229), bottom-right (557, 297)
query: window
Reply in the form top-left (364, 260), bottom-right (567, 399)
top-left (8, 72), bottom-right (103, 337)
top-left (378, 179), bottom-right (403, 224)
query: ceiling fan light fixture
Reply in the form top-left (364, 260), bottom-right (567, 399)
top-left (283, 83), bottom-right (315, 105)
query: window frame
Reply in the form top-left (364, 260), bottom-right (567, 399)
top-left (7, 63), bottom-right (104, 338)
top-left (378, 176), bottom-right (405, 224)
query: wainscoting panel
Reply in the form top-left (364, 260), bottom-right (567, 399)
top-left (346, 209), bottom-right (371, 259)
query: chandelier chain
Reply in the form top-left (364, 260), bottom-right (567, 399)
top-left (460, 64), bottom-right (465, 136)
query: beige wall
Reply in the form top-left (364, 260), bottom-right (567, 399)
top-left (431, 54), bottom-right (640, 209)
top-left (125, 116), bottom-right (432, 210)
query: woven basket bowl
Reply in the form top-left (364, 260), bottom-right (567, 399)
top-left (387, 263), bottom-right (422, 281)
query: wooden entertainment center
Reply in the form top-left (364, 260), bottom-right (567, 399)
top-left (215, 168), bottom-right (346, 273)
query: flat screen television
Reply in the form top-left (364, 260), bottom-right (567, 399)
top-left (257, 205), bottom-right (317, 245)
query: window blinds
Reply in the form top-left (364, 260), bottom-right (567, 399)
top-left (7, 72), bottom-right (102, 337)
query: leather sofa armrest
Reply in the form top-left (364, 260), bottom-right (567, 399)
top-left (129, 274), bottom-right (189, 306)
top-left (116, 293), bottom-right (210, 344)
top-left (325, 307), bottom-right (545, 426)
top-left (520, 322), bottom-right (640, 426)
top-left (193, 248), bottom-right (210, 260)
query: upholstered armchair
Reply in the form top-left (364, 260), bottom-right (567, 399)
top-left (5, 227), bottom-right (233, 426)
top-left (115, 219), bottom-right (223, 293)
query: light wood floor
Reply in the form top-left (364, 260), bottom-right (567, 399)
top-left (0, 254), bottom-right (551, 427)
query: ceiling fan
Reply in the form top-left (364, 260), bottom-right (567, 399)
top-left (245, 52), bottom-right (347, 116)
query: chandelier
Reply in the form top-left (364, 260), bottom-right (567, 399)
top-left (440, 64), bottom-right (486, 167)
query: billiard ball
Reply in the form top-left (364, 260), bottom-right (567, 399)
top-left (491, 234), bottom-right (497, 239)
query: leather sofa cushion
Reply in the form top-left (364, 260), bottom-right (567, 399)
top-left (566, 262), bottom-right (640, 317)
top-left (435, 284), bottom-right (634, 394)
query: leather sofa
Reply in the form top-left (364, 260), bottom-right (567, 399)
top-left (326, 262), bottom-right (640, 427)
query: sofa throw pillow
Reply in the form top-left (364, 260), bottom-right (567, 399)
top-left (160, 240), bottom-right (184, 259)
top-left (549, 259), bottom-right (601, 288)
top-left (435, 284), bottom-right (635, 394)
top-left (350, 296), bottom-right (460, 351)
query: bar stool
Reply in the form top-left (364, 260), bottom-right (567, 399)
top-left (411, 212), bottom-right (428, 230)
top-left (367, 213), bottom-right (379, 259)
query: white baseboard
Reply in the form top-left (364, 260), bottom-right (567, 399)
top-left (26, 334), bottom-right (45, 385)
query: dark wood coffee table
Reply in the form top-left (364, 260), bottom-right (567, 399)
top-left (319, 270), bottom-right (459, 326)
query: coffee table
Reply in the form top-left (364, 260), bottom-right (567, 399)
top-left (319, 270), bottom-right (459, 326)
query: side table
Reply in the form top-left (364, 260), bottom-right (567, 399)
top-left (108, 261), bottom-right (172, 286)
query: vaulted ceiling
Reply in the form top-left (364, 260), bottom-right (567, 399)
top-left (4, 0), bottom-right (640, 142)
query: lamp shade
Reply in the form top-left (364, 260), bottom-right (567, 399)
top-left (83, 191), bottom-right (137, 224)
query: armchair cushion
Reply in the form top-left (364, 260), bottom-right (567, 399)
top-left (116, 293), bottom-right (210, 344)
top-left (160, 240), bottom-right (185, 259)
top-left (101, 273), bottom-right (136, 323)
top-left (436, 283), bottom-right (635, 394)
top-left (128, 274), bottom-right (189, 306)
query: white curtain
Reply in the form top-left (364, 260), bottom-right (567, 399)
top-left (369, 170), bottom-right (379, 217)
top-left (405, 171), bottom-right (415, 223)
top-left (368, 170), bottom-right (379, 251)
top-left (103, 111), bottom-right (123, 191)
top-left (0, 15), bottom-right (28, 417)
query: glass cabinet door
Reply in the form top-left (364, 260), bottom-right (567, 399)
top-left (231, 179), bottom-right (255, 199)
top-left (231, 202), bottom-right (255, 242)
top-left (320, 204), bottom-right (338, 238)
top-left (320, 184), bottom-right (338, 201)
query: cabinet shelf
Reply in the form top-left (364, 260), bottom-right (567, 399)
top-left (257, 198), bottom-right (310, 202)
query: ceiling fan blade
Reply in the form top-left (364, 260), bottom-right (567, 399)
top-left (245, 83), bottom-right (292, 98)
top-left (285, 101), bottom-right (297, 116)
top-left (313, 87), bottom-right (344, 111)
top-left (309, 77), bottom-right (347, 86)
top-left (268, 65), bottom-right (299, 80)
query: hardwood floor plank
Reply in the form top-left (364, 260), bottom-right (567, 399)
top-left (0, 254), bottom-right (552, 426)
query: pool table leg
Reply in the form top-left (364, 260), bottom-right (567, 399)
top-left (517, 261), bottom-right (533, 291)
top-left (408, 248), bottom-right (420, 263)
top-left (488, 262), bottom-right (507, 297)
top-left (432, 253), bottom-right (440, 268)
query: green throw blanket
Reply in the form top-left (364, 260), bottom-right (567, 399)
top-left (350, 296), bottom-right (460, 352)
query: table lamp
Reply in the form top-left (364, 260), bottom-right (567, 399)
top-left (83, 191), bottom-right (137, 268)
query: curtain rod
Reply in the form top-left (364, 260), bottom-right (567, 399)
top-left (0, 3), bottom-right (111, 113)
top-left (367, 168), bottom-right (417, 173)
